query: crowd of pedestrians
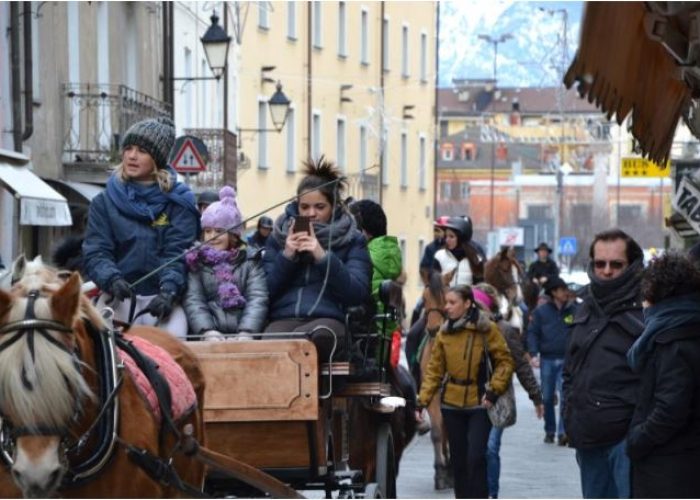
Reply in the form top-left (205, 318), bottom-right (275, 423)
top-left (36, 116), bottom-right (700, 499)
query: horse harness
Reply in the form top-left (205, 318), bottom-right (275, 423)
top-left (0, 290), bottom-right (206, 497)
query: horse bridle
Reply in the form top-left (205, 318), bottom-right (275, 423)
top-left (0, 289), bottom-right (122, 487)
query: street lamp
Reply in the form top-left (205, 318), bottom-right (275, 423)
top-left (238, 81), bottom-right (292, 147)
top-left (200, 12), bottom-right (231, 79)
top-left (478, 33), bottom-right (513, 231)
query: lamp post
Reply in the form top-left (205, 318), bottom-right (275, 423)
top-left (478, 33), bottom-right (513, 231)
top-left (237, 81), bottom-right (291, 147)
top-left (169, 12), bottom-right (232, 83)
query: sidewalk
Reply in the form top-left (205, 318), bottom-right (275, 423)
top-left (397, 378), bottom-right (581, 498)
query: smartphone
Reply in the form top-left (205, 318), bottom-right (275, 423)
top-left (292, 215), bottom-right (311, 234)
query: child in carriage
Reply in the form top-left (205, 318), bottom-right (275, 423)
top-left (263, 157), bottom-right (372, 360)
top-left (183, 186), bottom-right (268, 340)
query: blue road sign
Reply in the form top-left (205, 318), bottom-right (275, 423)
top-left (559, 236), bottom-right (577, 256)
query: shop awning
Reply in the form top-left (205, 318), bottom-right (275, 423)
top-left (47, 179), bottom-right (103, 203)
top-left (0, 149), bottom-right (72, 226)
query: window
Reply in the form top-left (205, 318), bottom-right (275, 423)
top-left (420, 31), bottom-right (428, 82)
top-left (382, 127), bottom-right (389, 186)
top-left (419, 134), bottom-right (426, 191)
top-left (619, 205), bottom-right (644, 227)
top-left (338, 1), bottom-right (347, 57)
top-left (382, 17), bottom-right (390, 70)
top-left (287, 2), bottom-right (297, 40)
top-left (401, 24), bottom-right (409, 78)
top-left (462, 143), bottom-right (476, 161)
top-left (258, 1), bottom-right (269, 30)
top-left (258, 101), bottom-right (268, 168)
top-left (399, 238), bottom-right (406, 265)
top-left (360, 9), bottom-right (369, 65)
top-left (527, 205), bottom-right (551, 220)
top-left (312, 111), bottom-right (322, 160)
top-left (336, 118), bottom-right (346, 171)
top-left (400, 132), bottom-right (408, 188)
top-left (418, 239), bottom-right (425, 269)
top-left (183, 48), bottom-right (192, 128)
top-left (441, 144), bottom-right (454, 161)
top-left (313, 1), bottom-right (323, 48)
top-left (439, 121), bottom-right (448, 138)
top-left (460, 181), bottom-right (469, 200)
top-left (359, 125), bottom-right (368, 174)
top-left (440, 182), bottom-right (451, 200)
top-left (286, 108), bottom-right (296, 173)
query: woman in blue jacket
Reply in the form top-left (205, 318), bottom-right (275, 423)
top-left (83, 117), bottom-right (199, 338)
top-left (263, 157), bottom-right (372, 360)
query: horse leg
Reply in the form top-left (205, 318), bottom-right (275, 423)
top-left (427, 398), bottom-right (451, 491)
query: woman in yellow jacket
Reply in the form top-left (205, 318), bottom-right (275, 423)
top-left (417, 285), bottom-right (514, 498)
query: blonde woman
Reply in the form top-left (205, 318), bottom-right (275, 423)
top-left (83, 117), bottom-right (199, 338)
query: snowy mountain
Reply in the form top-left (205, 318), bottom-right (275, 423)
top-left (439, 1), bottom-right (583, 88)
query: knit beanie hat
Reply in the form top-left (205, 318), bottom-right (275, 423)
top-left (121, 117), bottom-right (176, 170)
top-left (201, 186), bottom-right (243, 235)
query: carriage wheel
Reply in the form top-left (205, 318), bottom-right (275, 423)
top-left (374, 423), bottom-right (396, 498)
top-left (363, 482), bottom-right (382, 498)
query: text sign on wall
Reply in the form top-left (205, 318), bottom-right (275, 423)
top-left (672, 177), bottom-right (700, 234)
top-left (621, 157), bottom-right (670, 178)
top-left (497, 227), bottom-right (524, 246)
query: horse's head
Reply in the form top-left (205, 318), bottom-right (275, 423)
top-left (423, 271), bottom-right (446, 334)
top-left (0, 263), bottom-right (92, 498)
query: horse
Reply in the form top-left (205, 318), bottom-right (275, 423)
top-left (413, 271), bottom-right (451, 490)
top-left (484, 247), bottom-right (526, 334)
top-left (0, 257), bottom-right (206, 498)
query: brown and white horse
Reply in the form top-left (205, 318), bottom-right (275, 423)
top-left (484, 247), bottom-right (526, 333)
top-left (0, 257), bottom-right (206, 498)
top-left (416, 272), bottom-right (452, 490)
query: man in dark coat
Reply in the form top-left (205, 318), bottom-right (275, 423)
top-left (527, 242), bottom-right (560, 285)
top-left (563, 229), bottom-right (644, 499)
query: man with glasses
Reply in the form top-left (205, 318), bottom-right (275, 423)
top-left (563, 229), bottom-right (644, 499)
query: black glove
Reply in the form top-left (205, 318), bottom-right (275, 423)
top-left (109, 278), bottom-right (132, 302)
top-left (147, 291), bottom-right (176, 321)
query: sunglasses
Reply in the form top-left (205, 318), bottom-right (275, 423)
top-left (593, 260), bottom-right (627, 270)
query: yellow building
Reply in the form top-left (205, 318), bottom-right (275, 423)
top-left (235, 1), bottom-right (437, 308)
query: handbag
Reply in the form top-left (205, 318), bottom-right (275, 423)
top-left (484, 335), bottom-right (517, 428)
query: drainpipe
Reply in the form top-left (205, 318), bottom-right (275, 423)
top-left (307, 2), bottom-right (312, 160)
top-left (433, 2), bottom-right (440, 219)
top-left (162, 1), bottom-right (174, 108)
top-left (379, 1), bottom-right (385, 205)
top-left (22, 1), bottom-right (33, 142)
top-left (10, 2), bottom-right (22, 152)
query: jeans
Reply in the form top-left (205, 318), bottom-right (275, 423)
top-left (576, 440), bottom-right (631, 498)
top-left (540, 357), bottom-right (565, 437)
top-left (486, 426), bottom-right (504, 498)
top-left (442, 407), bottom-right (491, 498)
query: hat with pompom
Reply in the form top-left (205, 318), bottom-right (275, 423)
top-left (201, 186), bottom-right (243, 235)
top-left (121, 117), bottom-right (176, 170)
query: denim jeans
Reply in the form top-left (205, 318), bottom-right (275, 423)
top-left (540, 357), bottom-right (565, 436)
top-left (486, 426), bottom-right (504, 498)
top-left (576, 440), bottom-right (631, 498)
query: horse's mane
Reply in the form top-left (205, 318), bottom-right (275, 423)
top-left (0, 259), bottom-right (100, 430)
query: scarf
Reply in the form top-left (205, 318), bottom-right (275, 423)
top-left (442, 304), bottom-right (487, 334)
top-left (627, 293), bottom-right (700, 372)
top-left (185, 246), bottom-right (246, 309)
top-left (587, 258), bottom-right (644, 315)
top-left (106, 167), bottom-right (198, 223)
top-left (272, 202), bottom-right (357, 251)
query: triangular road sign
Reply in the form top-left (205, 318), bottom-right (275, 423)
top-left (172, 138), bottom-right (207, 173)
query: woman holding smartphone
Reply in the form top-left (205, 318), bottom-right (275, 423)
top-left (263, 157), bottom-right (372, 360)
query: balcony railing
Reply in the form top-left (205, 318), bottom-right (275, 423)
top-left (62, 83), bottom-right (171, 179)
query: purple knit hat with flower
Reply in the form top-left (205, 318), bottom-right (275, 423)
top-left (201, 186), bottom-right (243, 235)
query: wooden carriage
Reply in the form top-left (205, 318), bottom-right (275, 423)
top-left (187, 281), bottom-right (405, 498)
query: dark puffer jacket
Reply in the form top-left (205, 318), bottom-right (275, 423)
top-left (263, 210), bottom-right (372, 322)
top-left (183, 251), bottom-right (268, 335)
top-left (527, 258), bottom-right (559, 283)
top-left (562, 288), bottom-right (643, 449)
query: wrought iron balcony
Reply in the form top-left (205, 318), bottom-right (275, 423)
top-left (62, 83), bottom-right (171, 182)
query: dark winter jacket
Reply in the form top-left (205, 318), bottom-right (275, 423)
top-left (499, 319), bottom-right (543, 406)
top-left (263, 205), bottom-right (372, 323)
top-left (83, 175), bottom-right (199, 297)
top-left (627, 322), bottom-right (700, 461)
top-left (419, 238), bottom-right (442, 273)
top-left (183, 250), bottom-right (268, 335)
top-left (527, 258), bottom-right (560, 283)
top-left (527, 299), bottom-right (578, 359)
top-left (563, 285), bottom-right (643, 449)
